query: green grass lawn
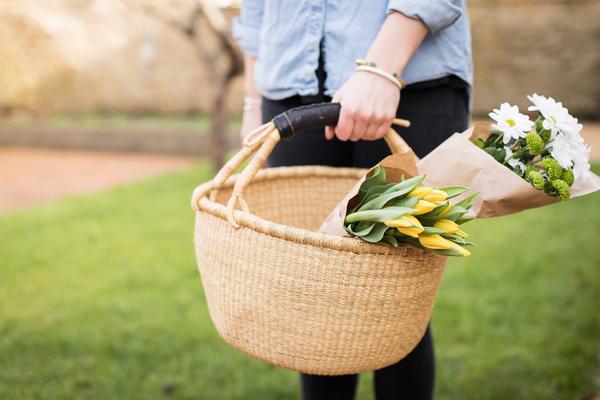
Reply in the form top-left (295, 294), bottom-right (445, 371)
top-left (1, 164), bottom-right (599, 400)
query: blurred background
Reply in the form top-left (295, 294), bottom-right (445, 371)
top-left (1, 1), bottom-right (599, 399)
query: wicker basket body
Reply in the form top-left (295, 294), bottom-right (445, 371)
top-left (194, 166), bottom-right (447, 375)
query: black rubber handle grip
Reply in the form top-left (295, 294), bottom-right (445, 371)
top-left (272, 102), bottom-right (341, 139)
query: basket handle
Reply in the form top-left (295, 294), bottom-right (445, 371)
top-left (192, 103), bottom-right (413, 228)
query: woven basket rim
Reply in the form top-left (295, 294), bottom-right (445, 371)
top-left (194, 165), bottom-right (438, 256)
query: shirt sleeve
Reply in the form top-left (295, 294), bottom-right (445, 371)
top-left (387, 0), bottom-right (463, 34)
top-left (232, 0), bottom-right (264, 57)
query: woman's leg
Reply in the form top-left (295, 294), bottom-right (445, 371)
top-left (373, 326), bottom-right (435, 400)
top-left (299, 374), bottom-right (359, 400)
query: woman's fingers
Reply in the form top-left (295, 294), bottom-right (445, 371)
top-left (374, 120), bottom-right (392, 140)
top-left (335, 105), bottom-right (355, 141)
top-left (350, 118), bottom-right (368, 141)
top-left (326, 94), bottom-right (342, 140)
top-left (325, 125), bottom-right (335, 140)
top-left (364, 119), bottom-right (380, 140)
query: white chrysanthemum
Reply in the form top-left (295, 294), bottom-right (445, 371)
top-left (504, 147), bottom-right (527, 172)
top-left (527, 93), bottom-right (582, 138)
top-left (549, 133), bottom-right (574, 169)
top-left (549, 131), bottom-right (591, 179)
top-left (572, 142), bottom-right (591, 179)
top-left (489, 103), bottom-right (534, 144)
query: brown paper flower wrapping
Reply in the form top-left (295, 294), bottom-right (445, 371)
top-left (318, 151), bottom-right (418, 236)
top-left (418, 123), bottom-right (600, 218)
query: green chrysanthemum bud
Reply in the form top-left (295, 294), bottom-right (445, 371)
top-left (535, 119), bottom-right (552, 142)
top-left (541, 158), bottom-right (563, 180)
top-left (562, 169), bottom-right (574, 186)
top-left (540, 129), bottom-right (552, 142)
top-left (551, 179), bottom-right (571, 200)
top-left (535, 117), bottom-right (544, 132)
top-left (527, 170), bottom-right (545, 190)
top-left (525, 131), bottom-right (544, 155)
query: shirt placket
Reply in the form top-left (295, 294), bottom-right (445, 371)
top-left (302, 0), bottom-right (325, 89)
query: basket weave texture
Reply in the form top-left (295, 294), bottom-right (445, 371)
top-left (194, 166), bottom-right (447, 375)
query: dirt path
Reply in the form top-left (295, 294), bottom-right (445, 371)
top-left (0, 147), bottom-right (196, 214)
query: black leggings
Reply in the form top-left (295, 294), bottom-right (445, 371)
top-left (262, 75), bottom-right (469, 400)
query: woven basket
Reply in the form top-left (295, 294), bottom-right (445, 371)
top-left (191, 105), bottom-right (447, 376)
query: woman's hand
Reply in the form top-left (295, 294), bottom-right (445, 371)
top-left (326, 71), bottom-right (400, 142)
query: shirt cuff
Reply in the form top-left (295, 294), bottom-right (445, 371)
top-left (232, 17), bottom-right (260, 58)
top-left (387, 0), bottom-right (462, 34)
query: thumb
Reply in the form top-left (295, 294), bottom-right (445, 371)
top-left (325, 93), bottom-right (342, 140)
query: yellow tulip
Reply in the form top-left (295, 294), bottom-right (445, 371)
top-left (454, 229), bottom-right (469, 239)
top-left (434, 218), bottom-right (469, 238)
top-left (385, 215), bottom-right (423, 238)
top-left (401, 215), bottom-right (423, 228)
top-left (385, 218), bottom-right (411, 228)
top-left (413, 200), bottom-right (436, 215)
top-left (423, 189), bottom-right (448, 203)
top-left (385, 215), bottom-right (422, 228)
top-left (434, 219), bottom-right (459, 233)
top-left (418, 234), bottom-right (453, 250)
top-left (437, 202), bottom-right (452, 217)
top-left (419, 234), bottom-right (471, 256)
top-left (398, 226), bottom-right (424, 238)
top-left (408, 186), bottom-right (434, 199)
top-left (451, 242), bottom-right (471, 256)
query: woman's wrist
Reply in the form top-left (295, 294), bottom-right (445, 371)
top-left (354, 59), bottom-right (406, 90)
top-left (243, 96), bottom-right (262, 112)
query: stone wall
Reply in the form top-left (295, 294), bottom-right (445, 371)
top-left (469, 0), bottom-right (600, 117)
top-left (0, 0), bottom-right (598, 118)
top-left (0, 0), bottom-right (244, 115)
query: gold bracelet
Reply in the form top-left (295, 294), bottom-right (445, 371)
top-left (354, 59), bottom-right (406, 90)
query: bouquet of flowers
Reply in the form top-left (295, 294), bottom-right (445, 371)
top-left (319, 150), bottom-right (478, 257)
top-left (343, 165), bottom-right (476, 257)
top-left (478, 94), bottom-right (591, 200)
top-left (418, 96), bottom-right (600, 218)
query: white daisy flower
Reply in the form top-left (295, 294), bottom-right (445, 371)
top-left (571, 142), bottom-right (591, 179)
top-left (549, 133), bottom-right (574, 169)
top-left (489, 103), bottom-right (534, 144)
top-left (527, 93), bottom-right (582, 138)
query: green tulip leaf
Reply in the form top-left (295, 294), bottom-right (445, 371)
top-left (422, 226), bottom-right (447, 235)
top-left (441, 205), bottom-right (470, 221)
top-left (353, 183), bottom-right (397, 211)
top-left (454, 214), bottom-right (475, 225)
top-left (388, 196), bottom-right (419, 208)
top-left (438, 186), bottom-right (470, 199)
top-left (346, 221), bottom-right (376, 236)
top-left (429, 247), bottom-right (466, 257)
top-left (359, 176), bottom-right (425, 210)
top-left (442, 233), bottom-right (467, 244)
top-left (359, 223), bottom-right (389, 243)
top-left (455, 192), bottom-right (479, 210)
top-left (381, 236), bottom-right (399, 247)
top-left (345, 207), bottom-right (414, 224)
top-left (359, 166), bottom-right (386, 196)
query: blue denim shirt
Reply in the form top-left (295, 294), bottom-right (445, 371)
top-left (233, 0), bottom-right (472, 100)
